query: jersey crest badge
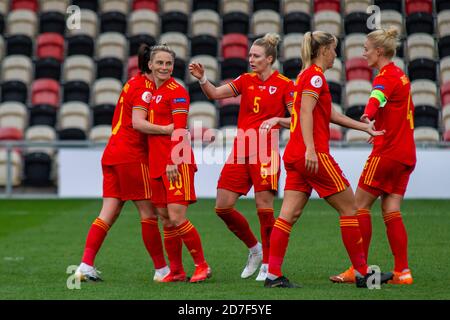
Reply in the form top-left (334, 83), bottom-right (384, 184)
top-left (311, 75), bottom-right (323, 88)
top-left (156, 95), bottom-right (162, 103)
top-left (141, 91), bottom-right (152, 103)
top-left (269, 86), bottom-right (277, 94)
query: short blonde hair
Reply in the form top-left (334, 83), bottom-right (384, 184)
top-left (366, 26), bottom-right (399, 59)
top-left (301, 31), bottom-right (337, 71)
top-left (252, 33), bottom-right (281, 65)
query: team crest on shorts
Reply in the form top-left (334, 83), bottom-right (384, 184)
top-left (269, 86), bottom-right (277, 94)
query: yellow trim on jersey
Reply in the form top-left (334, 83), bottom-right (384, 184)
top-left (276, 74), bottom-right (291, 82)
top-left (318, 153), bottom-right (346, 192)
top-left (133, 105), bottom-right (148, 112)
top-left (167, 82), bottom-right (179, 90)
top-left (271, 150), bottom-right (279, 191)
top-left (183, 164), bottom-right (191, 201)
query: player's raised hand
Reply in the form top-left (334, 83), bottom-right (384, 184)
top-left (188, 62), bottom-right (205, 80)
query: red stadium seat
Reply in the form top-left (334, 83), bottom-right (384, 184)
top-left (132, 0), bottom-right (158, 12)
top-left (441, 82), bottom-right (450, 106)
top-left (345, 58), bottom-right (372, 81)
top-left (222, 34), bottom-right (248, 60)
top-left (127, 55), bottom-right (139, 79)
top-left (314, 0), bottom-right (340, 13)
top-left (329, 127), bottom-right (342, 141)
top-left (31, 79), bottom-right (60, 107)
top-left (0, 127), bottom-right (23, 141)
top-left (11, 0), bottom-right (39, 12)
top-left (218, 80), bottom-right (242, 107)
top-left (444, 129), bottom-right (450, 141)
top-left (406, 0), bottom-right (432, 15)
top-left (37, 33), bottom-right (65, 61)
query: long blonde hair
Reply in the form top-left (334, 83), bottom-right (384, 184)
top-left (252, 33), bottom-right (281, 65)
top-left (301, 31), bottom-right (337, 71)
top-left (366, 26), bottom-right (399, 59)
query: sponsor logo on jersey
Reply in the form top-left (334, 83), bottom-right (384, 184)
top-left (173, 98), bottom-right (187, 104)
top-left (141, 91), bottom-right (152, 103)
top-left (269, 86), bottom-right (277, 94)
top-left (156, 95), bottom-right (162, 103)
top-left (311, 75), bottom-right (323, 88)
top-left (258, 85), bottom-right (266, 91)
top-left (174, 190), bottom-right (183, 196)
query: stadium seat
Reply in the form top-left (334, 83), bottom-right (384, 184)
top-left (414, 127), bottom-right (440, 143)
top-left (406, 12), bottom-right (434, 35)
top-left (284, 12), bottom-right (311, 34)
top-left (193, 0), bottom-right (219, 11)
top-left (129, 9), bottom-right (159, 38)
top-left (24, 151), bottom-right (53, 186)
top-left (374, 0), bottom-right (401, 12)
top-left (344, 12), bottom-right (370, 34)
top-left (441, 82), bottom-right (450, 106)
top-left (132, 0), bottom-right (158, 11)
top-left (127, 55), bottom-right (139, 80)
top-left (97, 32), bottom-right (127, 61)
top-left (1, 81), bottom-right (27, 103)
top-left (314, 0), bottom-right (340, 12)
top-left (345, 57), bottom-right (372, 81)
top-left (6, 34), bottom-right (32, 56)
top-left (282, 33), bottom-right (303, 61)
top-left (159, 32), bottom-right (189, 62)
top-left (344, 33), bottom-right (366, 60)
top-left (35, 58), bottom-right (60, 81)
top-left (411, 80), bottom-right (437, 108)
top-left (161, 11), bottom-right (188, 33)
top-left (6, 10), bottom-right (37, 38)
top-left (67, 35), bottom-right (94, 56)
top-left (222, 33), bottom-right (248, 60)
top-left (93, 104), bottom-right (115, 126)
top-left (100, 0), bottom-right (129, 15)
top-left (324, 58), bottom-right (342, 83)
top-left (63, 55), bottom-right (95, 85)
top-left (66, 9), bottom-right (97, 39)
top-left (314, 11), bottom-right (341, 36)
top-left (191, 35), bottom-right (218, 57)
top-left (344, 0), bottom-right (371, 15)
top-left (0, 149), bottom-right (22, 187)
top-left (221, 58), bottom-right (248, 80)
top-left (128, 34), bottom-right (157, 56)
top-left (283, 0), bottom-right (310, 15)
top-left (252, 10), bottom-right (281, 38)
top-left (1, 55), bottom-right (33, 85)
top-left (161, 0), bottom-right (190, 14)
top-left (414, 105), bottom-right (439, 128)
top-left (40, 0), bottom-right (69, 13)
top-left (345, 105), bottom-right (365, 121)
top-left (63, 81), bottom-right (90, 104)
top-left (58, 102), bottom-right (90, 140)
top-left (188, 102), bottom-right (217, 129)
top-left (406, 0), bottom-right (433, 15)
top-left (392, 56), bottom-right (405, 71)
top-left (173, 58), bottom-right (186, 81)
top-left (31, 79), bottom-right (60, 107)
top-left (380, 10), bottom-right (403, 34)
top-left (89, 125), bottom-right (112, 143)
top-left (333, 102), bottom-right (344, 115)
top-left (222, 12), bottom-right (249, 35)
top-left (222, 0), bottom-right (251, 15)
top-left (407, 58), bottom-right (436, 81)
top-left (0, 102), bottom-right (27, 132)
top-left (25, 125), bottom-right (56, 156)
top-left (35, 33), bottom-right (64, 80)
top-left (328, 81), bottom-right (342, 104)
top-left (188, 82), bottom-right (209, 103)
top-left (72, 0), bottom-right (98, 11)
top-left (255, 0), bottom-right (280, 11)
top-left (437, 0), bottom-right (450, 13)
top-left (192, 10), bottom-right (220, 37)
top-left (219, 104), bottom-right (240, 127)
top-left (92, 78), bottom-right (122, 107)
top-left (438, 36), bottom-right (450, 58)
top-left (188, 55), bottom-right (219, 84)
top-left (100, 11), bottom-right (127, 34)
top-left (345, 80), bottom-right (371, 109)
top-left (437, 10), bottom-right (450, 38)
top-left (329, 123), bottom-right (343, 141)
top-left (407, 33), bottom-right (435, 60)
top-left (283, 58), bottom-right (302, 79)
top-left (345, 129), bottom-right (370, 143)
top-left (443, 104), bottom-right (450, 128)
top-left (39, 11), bottom-right (65, 34)
top-left (443, 129), bottom-right (450, 141)
top-left (0, 127), bottom-right (23, 141)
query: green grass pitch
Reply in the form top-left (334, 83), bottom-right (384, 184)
top-left (0, 198), bottom-right (449, 300)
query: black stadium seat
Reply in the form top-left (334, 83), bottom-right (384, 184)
top-left (283, 58), bottom-right (302, 79)
top-left (67, 35), bottom-right (94, 56)
top-left (63, 81), bottom-right (90, 103)
top-left (374, 0), bottom-right (402, 12)
top-left (414, 106), bottom-right (439, 128)
top-left (24, 152), bottom-right (52, 186)
top-left (408, 58), bottom-right (437, 81)
top-left (284, 12), bottom-right (311, 34)
top-left (193, 0), bottom-right (219, 12)
top-left (436, 0), bottom-right (450, 13)
top-left (406, 12), bottom-right (434, 35)
top-left (6, 35), bottom-right (33, 56)
top-left (219, 105), bottom-right (239, 127)
top-left (162, 12), bottom-right (188, 33)
top-left (221, 58), bottom-right (248, 80)
top-left (35, 58), bottom-right (61, 80)
top-left (128, 34), bottom-right (156, 56)
top-left (345, 105), bottom-right (365, 121)
top-left (189, 82), bottom-right (213, 102)
top-left (438, 36), bottom-right (450, 58)
top-left (97, 58), bottom-right (123, 81)
top-left (100, 11), bottom-right (127, 34)
top-left (1, 81), bottom-right (28, 103)
top-left (173, 58), bottom-right (186, 81)
top-left (39, 11), bottom-right (65, 34)
top-left (191, 35), bottom-right (218, 57)
top-left (223, 12), bottom-right (249, 35)
top-left (72, 0), bottom-right (98, 12)
top-left (254, 0), bottom-right (280, 12)
top-left (93, 104), bottom-right (115, 126)
top-left (328, 81), bottom-right (342, 104)
top-left (29, 105), bottom-right (57, 127)
top-left (344, 12), bottom-right (370, 34)
top-left (59, 128), bottom-right (87, 140)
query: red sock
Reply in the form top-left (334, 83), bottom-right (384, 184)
top-left (356, 209), bottom-right (372, 261)
top-left (339, 216), bottom-right (368, 276)
top-left (141, 218), bottom-right (166, 269)
top-left (383, 211), bottom-right (409, 272)
top-left (81, 217), bottom-right (110, 266)
top-left (216, 207), bottom-right (258, 248)
top-left (176, 220), bottom-right (206, 266)
top-left (268, 217), bottom-right (292, 277)
top-left (163, 225), bottom-right (184, 273)
top-left (257, 208), bottom-right (275, 264)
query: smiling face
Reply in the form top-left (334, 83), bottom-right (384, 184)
top-left (248, 44), bottom-right (273, 74)
top-left (149, 51), bottom-right (174, 82)
top-left (363, 39), bottom-right (381, 68)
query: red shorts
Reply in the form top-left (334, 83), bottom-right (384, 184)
top-left (358, 155), bottom-right (415, 197)
top-left (284, 152), bottom-right (350, 198)
top-left (102, 162), bottom-right (151, 201)
top-left (150, 163), bottom-right (196, 208)
top-left (217, 151), bottom-right (281, 195)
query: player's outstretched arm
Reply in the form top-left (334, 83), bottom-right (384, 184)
top-left (330, 107), bottom-right (385, 137)
top-left (132, 108), bottom-right (173, 135)
top-left (188, 62), bottom-right (235, 100)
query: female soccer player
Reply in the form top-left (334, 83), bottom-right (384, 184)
top-left (189, 33), bottom-right (294, 281)
top-left (75, 44), bottom-right (176, 282)
top-left (330, 27), bottom-right (416, 285)
top-left (264, 31), bottom-right (392, 289)
top-left (133, 44), bottom-right (211, 283)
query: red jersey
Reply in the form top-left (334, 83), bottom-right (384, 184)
top-left (145, 77), bottom-right (196, 178)
top-left (283, 64), bottom-right (332, 163)
top-left (227, 70), bottom-right (294, 157)
top-left (102, 72), bottom-right (155, 165)
top-left (366, 62), bottom-right (416, 166)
